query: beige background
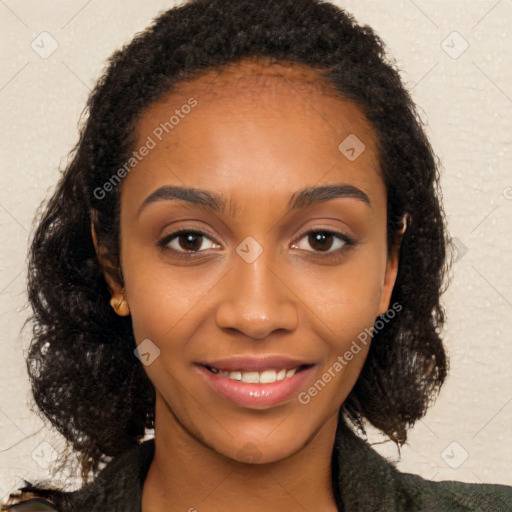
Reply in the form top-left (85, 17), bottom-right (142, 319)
top-left (1, 0), bottom-right (511, 499)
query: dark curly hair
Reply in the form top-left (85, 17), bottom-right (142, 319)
top-left (26, 0), bottom-right (450, 483)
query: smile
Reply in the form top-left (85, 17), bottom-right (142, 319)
top-left (206, 365), bottom-right (306, 383)
top-left (197, 363), bottom-right (316, 408)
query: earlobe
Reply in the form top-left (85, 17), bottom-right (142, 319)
top-left (109, 294), bottom-right (130, 316)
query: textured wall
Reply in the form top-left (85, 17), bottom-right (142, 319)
top-left (1, 0), bottom-right (511, 499)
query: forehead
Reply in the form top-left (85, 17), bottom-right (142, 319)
top-left (134, 57), bottom-right (379, 160)
top-left (124, 58), bottom-right (383, 216)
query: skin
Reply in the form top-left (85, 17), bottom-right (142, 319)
top-left (95, 59), bottom-right (401, 512)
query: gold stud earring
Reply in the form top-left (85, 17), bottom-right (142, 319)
top-left (399, 213), bottom-right (409, 235)
top-left (109, 294), bottom-right (130, 316)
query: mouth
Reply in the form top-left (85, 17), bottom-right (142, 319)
top-left (196, 360), bottom-right (317, 408)
top-left (203, 363), bottom-right (314, 384)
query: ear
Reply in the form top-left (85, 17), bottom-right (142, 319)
top-left (90, 210), bottom-right (130, 317)
top-left (378, 214), bottom-right (408, 315)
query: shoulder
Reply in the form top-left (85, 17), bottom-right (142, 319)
top-left (398, 470), bottom-right (512, 512)
top-left (1, 488), bottom-right (64, 511)
top-left (66, 439), bottom-right (154, 511)
top-left (2, 439), bottom-right (155, 512)
top-left (334, 419), bottom-right (512, 512)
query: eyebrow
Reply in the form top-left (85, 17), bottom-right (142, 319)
top-left (138, 183), bottom-right (371, 217)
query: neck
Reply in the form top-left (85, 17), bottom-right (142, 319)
top-left (142, 395), bottom-right (340, 512)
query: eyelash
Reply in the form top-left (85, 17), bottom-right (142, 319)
top-left (157, 228), bottom-right (357, 261)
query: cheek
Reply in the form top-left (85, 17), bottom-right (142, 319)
top-left (291, 246), bottom-right (387, 339)
top-left (292, 252), bottom-right (385, 408)
top-left (121, 251), bottom-right (222, 348)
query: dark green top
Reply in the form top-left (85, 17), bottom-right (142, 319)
top-left (5, 419), bottom-right (512, 511)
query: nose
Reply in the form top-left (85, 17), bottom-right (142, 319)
top-left (215, 249), bottom-right (299, 339)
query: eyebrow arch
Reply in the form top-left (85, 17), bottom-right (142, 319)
top-left (138, 186), bottom-right (225, 217)
top-left (137, 183), bottom-right (371, 217)
top-left (290, 184), bottom-right (371, 210)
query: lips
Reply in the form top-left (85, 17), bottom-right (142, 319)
top-left (195, 355), bottom-right (317, 408)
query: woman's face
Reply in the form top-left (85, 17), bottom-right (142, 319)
top-left (114, 60), bottom-right (399, 463)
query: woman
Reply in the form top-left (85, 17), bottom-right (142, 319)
top-left (2, 0), bottom-right (511, 510)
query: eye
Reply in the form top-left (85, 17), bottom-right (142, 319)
top-left (158, 229), bottom-right (220, 256)
top-left (157, 228), bottom-right (356, 261)
top-left (292, 229), bottom-right (355, 256)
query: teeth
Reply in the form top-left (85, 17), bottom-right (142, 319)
top-left (210, 366), bottom-right (300, 383)
top-left (241, 371), bottom-right (260, 383)
top-left (260, 370), bottom-right (277, 384)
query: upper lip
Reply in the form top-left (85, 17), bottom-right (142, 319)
top-left (197, 355), bottom-right (316, 372)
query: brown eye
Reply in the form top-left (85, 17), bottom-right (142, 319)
top-left (157, 229), bottom-right (222, 260)
top-left (293, 229), bottom-right (354, 255)
top-left (307, 231), bottom-right (335, 252)
top-left (158, 229), bottom-right (219, 254)
top-left (177, 232), bottom-right (204, 251)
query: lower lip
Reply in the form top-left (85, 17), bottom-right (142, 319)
top-left (197, 364), bottom-right (316, 408)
